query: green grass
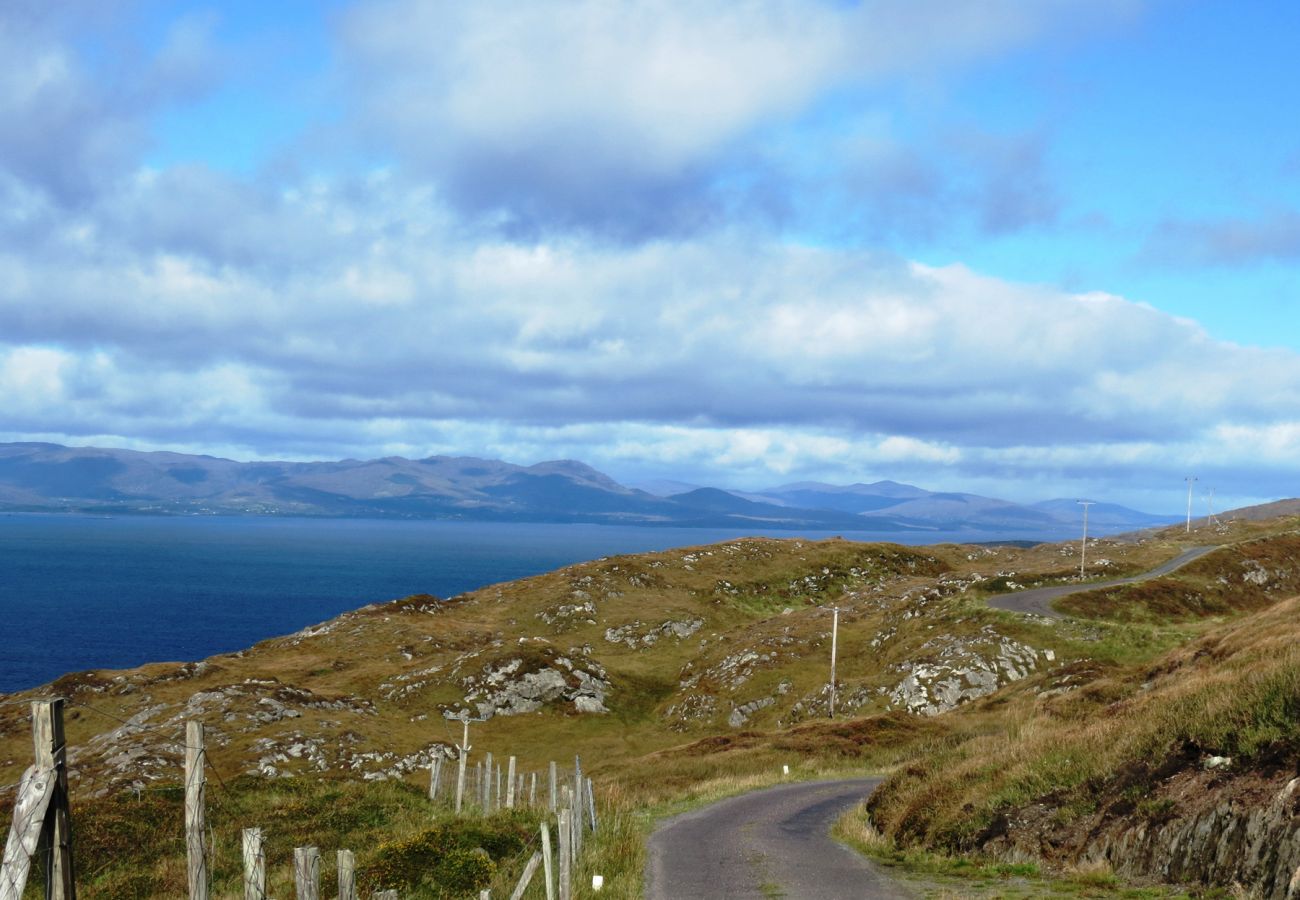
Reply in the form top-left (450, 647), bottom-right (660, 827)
top-left (26, 777), bottom-right (547, 899)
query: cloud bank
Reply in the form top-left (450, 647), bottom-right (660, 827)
top-left (0, 0), bottom-right (1294, 511)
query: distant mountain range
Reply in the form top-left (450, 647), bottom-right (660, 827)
top-left (0, 442), bottom-right (1181, 537)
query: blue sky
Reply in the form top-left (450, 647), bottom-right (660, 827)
top-left (1, 0), bottom-right (1298, 512)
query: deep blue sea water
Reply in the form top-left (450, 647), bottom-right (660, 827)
top-left (0, 514), bottom-right (1063, 693)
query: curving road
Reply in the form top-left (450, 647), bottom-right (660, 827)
top-left (646, 778), bottom-right (910, 899)
top-left (987, 544), bottom-right (1218, 619)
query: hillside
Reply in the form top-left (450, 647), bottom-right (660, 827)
top-left (0, 442), bottom-right (1175, 535)
top-left (2, 510), bottom-right (1297, 896)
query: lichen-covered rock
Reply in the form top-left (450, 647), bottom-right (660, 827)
top-left (887, 629), bottom-right (1047, 716)
top-left (455, 651), bottom-right (611, 719)
top-left (728, 696), bottom-right (774, 728)
top-left (604, 617), bottom-right (703, 648)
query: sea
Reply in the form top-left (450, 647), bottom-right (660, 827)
top-left (0, 514), bottom-right (1065, 694)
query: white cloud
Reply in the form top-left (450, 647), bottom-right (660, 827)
top-left (337, 0), bottom-right (1137, 233)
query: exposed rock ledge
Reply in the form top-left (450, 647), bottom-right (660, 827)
top-left (981, 765), bottom-right (1300, 899)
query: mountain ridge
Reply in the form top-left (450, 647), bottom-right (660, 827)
top-left (0, 441), bottom-right (1178, 536)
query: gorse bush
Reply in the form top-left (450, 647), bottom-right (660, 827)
top-left (362, 817), bottom-right (531, 897)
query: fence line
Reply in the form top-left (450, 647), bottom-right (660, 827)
top-left (1, 697), bottom-right (605, 899)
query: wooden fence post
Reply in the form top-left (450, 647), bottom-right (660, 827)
top-left (506, 757), bottom-right (516, 809)
top-left (429, 756), bottom-right (442, 803)
top-left (185, 720), bottom-right (208, 900)
top-left (548, 761), bottom-right (557, 812)
top-left (483, 753), bottom-right (493, 812)
top-left (573, 756), bottom-right (582, 814)
top-left (0, 700), bottom-right (76, 900)
top-left (508, 852), bottom-right (541, 900)
top-left (294, 846), bottom-right (319, 900)
top-left (575, 797), bottom-right (583, 858)
top-left (37, 700), bottom-right (76, 900)
top-left (586, 778), bottom-right (597, 832)
top-left (540, 822), bottom-right (555, 900)
top-left (557, 809), bottom-right (571, 900)
top-left (456, 750), bottom-right (468, 814)
top-left (241, 828), bottom-right (265, 900)
top-left (0, 766), bottom-right (55, 900)
top-left (337, 849), bottom-right (356, 900)
top-left (529, 772), bottom-right (537, 808)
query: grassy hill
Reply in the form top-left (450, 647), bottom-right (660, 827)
top-left (2, 512), bottom-right (1297, 896)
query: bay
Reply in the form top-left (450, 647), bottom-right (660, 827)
top-left (0, 514), bottom-right (1058, 693)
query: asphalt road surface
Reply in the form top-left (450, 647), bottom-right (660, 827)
top-left (987, 544), bottom-right (1218, 618)
top-left (646, 778), bottom-right (911, 899)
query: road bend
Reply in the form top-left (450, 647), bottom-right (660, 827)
top-left (987, 544), bottom-right (1218, 619)
top-left (646, 778), bottom-right (910, 899)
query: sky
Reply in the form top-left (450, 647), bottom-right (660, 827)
top-left (1, 0), bottom-right (1298, 513)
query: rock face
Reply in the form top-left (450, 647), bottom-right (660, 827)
top-left (976, 761), bottom-right (1300, 899)
top-left (1088, 775), bottom-right (1300, 899)
top-left (887, 628), bottom-right (1048, 716)
top-left (455, 651), bottom-right (611, 719)
top-left (604, 617), bottom-right (703, 648)
top-left (728, 696), bottom-right (775, 728)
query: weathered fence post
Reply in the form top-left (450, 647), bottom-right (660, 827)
top-left (548, 761), bottom-right (557, 812)
top-left (506, 756), bottom-right (516, 809)
top-left (185, 720), bottom-right (208, 900)
top-left (483, 752), bottom-right (493, 812)
top-left (456, 750), bottom-right (469, 814)
top-left (338, 849), bottom-right (356, 900)
top-left (574, 795), bottom-right (583, 857)
top-left (242, 827), bottom-right (265, 900)
top-left (557, 809), bottom-right (572, 900)
top-left (429, 756), bottom-right (442, 803)
top-left (495, 764), bottom-right (503, 811)
top-left (0, 766), bottom-right (55, 900)
top-left (38, 700), bottom-right (76, 900)
top-left (294, 846), bottom-right (320, 900)
top-left (0, 699), bottom-right (77, 900)
top-left (455, 718), bottom-right (472, 815)
top-left (586, 778), bottom-right (597, 832)
top-left (508, 852), bottom-right (541, 900)
top-left (540, 822), bottom-right (555, 900)
top-left (529, 772), bottom-right (537, 807)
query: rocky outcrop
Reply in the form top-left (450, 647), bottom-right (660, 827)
top-left (728, 696), bottom-right (775, 728)
top-left (1092, 778), bottom-right (1300, 898)
top-left (887, 629), bottom-right (1050, 716)
top-left (981, 764), bottom-right (1300, 899)
top-left (604, 617), bottom-right (703, 648)
top-left (453, 651), bottom-right (611, 720)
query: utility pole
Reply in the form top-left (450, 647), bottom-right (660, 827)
top-left (829, 607), bottom-right (839, 719)
top-left (1185, 476), bottom-right (1197, 533)
top-left (1078, 500), bottom-right (1095, 578)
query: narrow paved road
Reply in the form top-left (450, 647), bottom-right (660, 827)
top-left (646, 778), bottom-right (910, 899)
top-left (987, 544), bottom-right (1218, 618)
